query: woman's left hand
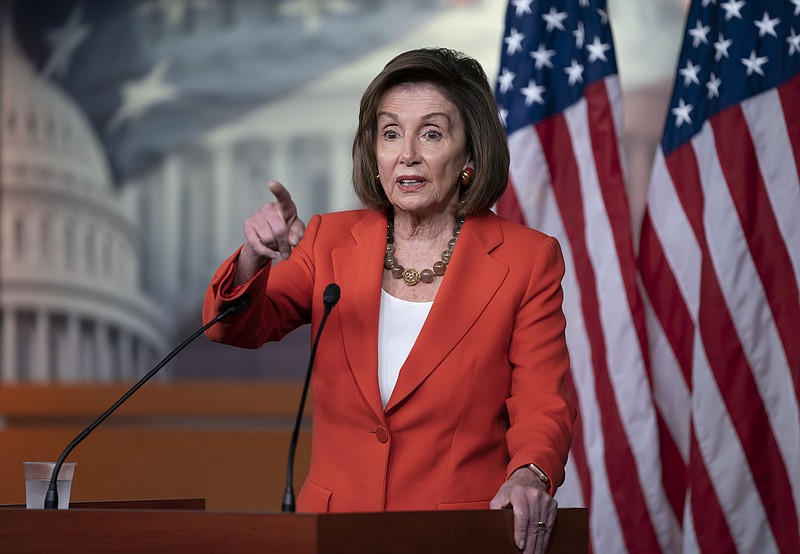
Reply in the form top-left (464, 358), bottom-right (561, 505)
top-left (490, 467), bottom-right (557, 554)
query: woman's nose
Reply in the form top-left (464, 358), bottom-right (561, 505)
top-left (400, 138), bottom-right (420, 165)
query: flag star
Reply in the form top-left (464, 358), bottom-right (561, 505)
top-left (529, 44), bottom-right (556, 70)
top-left (573, 21), bottom-right (585, 49)
top-left (721, 0), bottom-right (745, 21)
top-left (504, 28), bottom-right (526, 55)
top-left (106, 60), bottom-right (178, 133)
top-left (672, 98), bottom-right (693, 127)
top-left (42, 6), bottom-right (90, 79)
top-left (498, 108), bottom-right (509, 128)
top-left (788, 28), bottom-right (800, 56)
top-left (542, 7), bottom-right (568, 32)
top-left (679, 60), bottom-right (701, 87)
top-left (511, 0), bottom-right (533, 17)
top-left (498, 68), bottom-right (516, 94)
top-left (741, 50), bottom-right (768, 76)
top-left (793, 0), bottom-right (800, 17)
top-left (706, 72), bottom-right (722, 98)
top-left (586, 36), bottom-right (611, 63)
top-left (520, 80), bottom-right (546, 106)
top-left (579, 0), bottom-right (589, 7)
top-left (596, 9), bottom-right (609, 25)
top-left (688, 20), bottom-right (711, 47)
top-left (702, 0), bottom-right (717, 6)
top-left (754, 12), bottom-right (780, 38)
top-left (564, 59), bottom-right (585, 86)
top-left (714, 33), bottom-right (733, 61)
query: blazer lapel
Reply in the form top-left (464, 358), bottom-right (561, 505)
top-left (385, 213), bottom-right (508, 413)
top-left (332, 211), bottom-right (387, 422)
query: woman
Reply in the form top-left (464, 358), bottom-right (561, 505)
top-left (203, 48), bottom-right (576, 554)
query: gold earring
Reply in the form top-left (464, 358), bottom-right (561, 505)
top-left (459, 167), bottom-right (474, 186)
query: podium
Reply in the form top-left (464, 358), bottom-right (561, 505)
top-left (0, 500), bottom-right (588, 553)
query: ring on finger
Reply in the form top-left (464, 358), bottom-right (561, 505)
top-left (537, 521), bottom-right (549, 532)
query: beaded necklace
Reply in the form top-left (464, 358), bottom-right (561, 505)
top-left (383, 209), bottom-right (464, 286)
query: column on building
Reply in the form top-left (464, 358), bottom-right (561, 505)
top-left (1, 308), bottom-right (18, 382)
top-left (118, 329), bottom-right (135, 381)
top-left (212, 142), bottom-right (232, 264)
top-left (331, 132), bottom-right (356, 212)
top-left (62, 314), bottom-right (81, 382)
top-left (95, 320), bottom-right (112, 381)
top-left (29, 308), bottom-right (49, 382)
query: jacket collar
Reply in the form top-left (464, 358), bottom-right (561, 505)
top-left (332, 211), bottom-right (508, 419)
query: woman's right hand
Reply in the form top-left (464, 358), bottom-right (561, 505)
top-left (234, 180), bottom-right (306, 286)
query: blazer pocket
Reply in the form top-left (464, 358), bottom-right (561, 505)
top-left (296, 479), bottom-right (332, 513)
top-left (436, 499), bottom-right (491, 511)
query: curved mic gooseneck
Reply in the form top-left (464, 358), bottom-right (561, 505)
top-left (43, 294), bottom-right (252, 509)
top-left (282, 283), bottom-right (341, 513)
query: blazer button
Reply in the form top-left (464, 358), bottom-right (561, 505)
top-left (375, 425), bottom-right (389, 443)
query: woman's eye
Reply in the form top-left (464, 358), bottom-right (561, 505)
top-left (383, 130), bottom-right (398, 139)
top-left (424, 130), bottom-right (441, 140)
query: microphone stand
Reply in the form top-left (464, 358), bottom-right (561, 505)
top-left (43, 295), bottom-right (251, 509)
top-left (282, 284), bottom-right (340, 512)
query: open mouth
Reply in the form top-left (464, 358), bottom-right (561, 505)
top-left (397, 179), bottom-right (426, 189)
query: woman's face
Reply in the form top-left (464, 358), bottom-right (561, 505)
top-left (375, 83), bottom-right (472, 219)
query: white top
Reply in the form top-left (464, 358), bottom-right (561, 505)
top-left (377, 289), bottom-right (433, 408)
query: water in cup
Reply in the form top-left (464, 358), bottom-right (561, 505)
top-left (23, 462), bottom-right (76, 509)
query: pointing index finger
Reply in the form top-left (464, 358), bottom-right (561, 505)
top-left (268, 180), bottom-right (295, 213)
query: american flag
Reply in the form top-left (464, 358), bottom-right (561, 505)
top-left (639, 0), bottom-right (800, 552)
top-left (494, 0), bottom-right (673, 552)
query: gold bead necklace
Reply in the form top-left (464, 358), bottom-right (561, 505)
top-left (383, 209), bottom-right (464, 286)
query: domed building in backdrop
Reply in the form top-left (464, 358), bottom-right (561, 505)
top-left (0, 29), bottom-right (171, 383)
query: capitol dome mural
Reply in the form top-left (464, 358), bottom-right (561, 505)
top-left (0, 29), bottom-right (171, 382)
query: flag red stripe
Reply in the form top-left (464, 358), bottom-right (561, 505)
top-left (777, 75), bottom-right (800, 178)
top-left (585, 82), bottom-right (650, 365)
top-left (536, 114), bottom-right (661, 553)
top-left (656, 409), bottom-right (686, 520)
top-left (638, 214), bottom-right (693, 385)
top-left (495, 176), bottom-right (526, 226)
top-left (711, 106), bottom-right (800, 401)
top-left (565, 372), bottom-right (592, 509)
top-left (663, 143), bottom-right (705, 246)
top-left (688, 430), bottom-right (738, 553)
top-left (665, 141), bottom-right (800, 552)
top-left (639, 211), bottom-right (693, 526)
top-left (664, 141), bottom-right (800, 552)
top-left (697, 234), bottom-right (800, 553)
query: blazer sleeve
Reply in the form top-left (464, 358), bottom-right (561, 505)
top-left (504, 235), bottom-right (577, 493)
top-left (202, 215), bottom-right (322, 348)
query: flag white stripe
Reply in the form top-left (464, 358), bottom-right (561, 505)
top-left (508, 128), bottom-right (557, 229)
top-left (647, 151), bottom-right (702, 319)
top-left (692, 337), bottom-right (780, 554)
top-left (682, 493), bottom-right (701, 554)
top-left (508, 122), bottom-right (630, 554)
top-left (641, 285), bottom-right (691, 463)
top-left (557, 454), bottom-right (585, 507)
top-left (565, 98), bottom-right (674, 553)
top-left (697, 124), bottom-right (800, 520)
top-left (606, 76), bottom-right (628, 178)
top-left (740, 90), bottom-right (800, 292)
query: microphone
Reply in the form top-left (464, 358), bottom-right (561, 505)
top-left (43, 294), bottom-right (252, 509)
top-left (282, 283), bottom-right (341, 512)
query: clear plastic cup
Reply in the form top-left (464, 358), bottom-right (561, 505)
top-left (23, 462), bottom-right (76, 509)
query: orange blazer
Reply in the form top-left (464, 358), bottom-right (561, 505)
top-left (203, 209), bottom-right (576, 513)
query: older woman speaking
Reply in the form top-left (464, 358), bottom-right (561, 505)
top-left (203, 48), bottom-right (576, 554)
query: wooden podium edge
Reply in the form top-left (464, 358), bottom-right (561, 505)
top-left (0, 505), bottom-right (587, 553)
